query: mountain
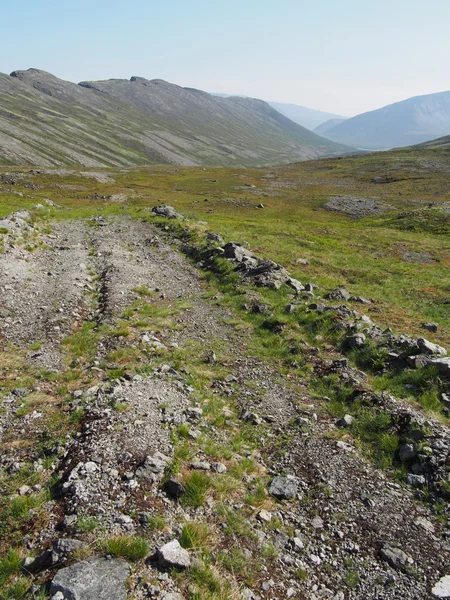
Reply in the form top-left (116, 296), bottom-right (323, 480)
top-left (266, 102), bottom-right (347, 131)
top-left (214, 94), bottom-right (346, 130)
top-left (0, 69), bottom-right (349, 167)
top-left (321, 90), bottom-right (450, 150)
top-left (314, 118), bottom-right (348, 136)
top-left (412, 134), bottom-right (450, 150)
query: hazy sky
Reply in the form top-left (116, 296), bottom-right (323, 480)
top-left (2, 0), bottom-right (450, 116)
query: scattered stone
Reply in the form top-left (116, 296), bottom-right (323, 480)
top-left (157, 540), bottom-right (190, 569)
top-left (50, 557), bottom-right (128, 599)
top-left (268, 475), bottom-right (298, 500)
top-left (414, 516), bottom-right (435, 534)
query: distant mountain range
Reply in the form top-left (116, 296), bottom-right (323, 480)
top-left (214, 94), bottom-right (347, 131)
top-left (0, 69), bottom-right (348, 167)
top-left (315, 91), bottom-right (450, 149)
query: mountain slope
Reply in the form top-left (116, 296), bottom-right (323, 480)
top-left (0, 69), bottom-right (349, 167)
top-left (314, 117), bottom-right (347, 136)
top-left (322, 90), bottom-right (450, 149)
top-left (267, 101), bottom-right (347, 130)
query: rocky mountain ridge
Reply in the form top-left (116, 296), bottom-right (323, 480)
top-left (0, 69), bottom-right (348, 167)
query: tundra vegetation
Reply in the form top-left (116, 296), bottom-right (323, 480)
top-left (0, 144), bottom-right (449, 599)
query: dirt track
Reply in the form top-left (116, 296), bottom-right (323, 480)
top-left (1, 215), bottom-right (449, 600)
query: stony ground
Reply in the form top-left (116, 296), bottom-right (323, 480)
top-left (0, 212), bottom-right (449, 600)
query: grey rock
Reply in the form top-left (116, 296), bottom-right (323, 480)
top-left (211, 462), bottom-right (227, 473)
top-left (162, 594), bottom-right (185, 600)
top-left (346, 333), bottom-right (366, 348)
top-left (417, 338), bottom-right (447, 356)
top-left (398, 444), bottom-right (416, 462)
top-left (50, 557), bottom-right (129, 599)
top-left (422, 322), bottom-right (438, 333)
top-left (426, 357), bottom-right (450, 376)
top-left (190, 460), bottom-right (211, 471)
top-left (432, 575), bottom-right (450, 598)
top-left (379, 544), bottom-right (408, 569)
top-left (325, 287), bottom-right (351, 301)
top-left (223, 242), bottom-right (254, 262)
top-left (337, 414), bottom-right (354, 427)
top-left (151, 205), bottom-right (183, 219)
top-left (157, 540), bottom-right (190, 569)
top-left (407, 474), bottom-right (426, 487)
top-left (269, 475), bottom-right (298, 500)
top-left (286, 277), bottom-right (304, 293)
top-left (206, 232), bottom-right (224, 244)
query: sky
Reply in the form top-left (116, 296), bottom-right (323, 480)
top-left (2, 0), bottom-right (450, 117)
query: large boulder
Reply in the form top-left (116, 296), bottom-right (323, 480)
top-left (50, 557), bottom-right (129, 600)
top-left (223, 242), bottom-right (254, 262)
top-left (417, 338), bottom-right (447, 356)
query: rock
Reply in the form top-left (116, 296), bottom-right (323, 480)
top-left (379, 544), bottom-right (408, 569)
top-left (256, 203), bottom-right (264, 209)
top-left (336, 414), bottom-right (354, 427)
top-left (417, 338), bottom-right (447, 356)
top-left (398, 444), bottom-right (416, 462)
top-left (26, 539), bottom-right (84, 572)
top-left (50, 557), bottom-right (129, 599)
top-left (136, 453), bottom-right (170, 481)
top-left (286, 277), bottom-right (304, 293)
top-left (268, 475), bottom-right (298, 500)
top-left (190, 460), bottom-right (211, 471)
top-left (186, 407), bottom-right (203, 421)
top-left (426, 357), bottom-right (450, 376)
top-left (211, 462), bottom-right (227, 473)
top-left (162, 594), bottom-right (185, 600)
top-left (406, 355), bottom-right (430, 369)
top-left (346, 333), bottom-right (366, 349)
top-left (432, 576), bottom-right (450, 598)
top-left (257, 509), bottom-right (272, 523)
top-left (241, 411), bottom-right (263, 425)
top-left (241, 588), bottom-right (257, 600)
top-left (151, 205), bottom-right (183, 219)
top-left (18, 485), bottom-right (31, 495)
top-left (406, 474), bottom-right (426, 487)
top-left (296, 258), bottom-right (309, 265)
top-left (414, 516), bottom-right (435, 534)
top-left (157, 540), bottom-right (190, 569)
top-left (325, 287), bottom-right (351, 301)
top-left (311, 516), bottom-right (324, 529)
top-left (350, 295), bottom-right (371, 304)
top-left (223, 242), bottom-right (254, 262)
top-left (206, 232), bottom-right (224, 244)
top-left (163, 478), bottom-right (186, 499)
top-left (422, 323), bottom-right (438, 333)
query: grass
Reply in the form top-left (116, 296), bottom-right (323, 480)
top-left (181, 472), bottom-right (212, 508)
top-left (100, 535), bottom-right (149, 561)
top-left (180, 522), bottom-right (212, 552)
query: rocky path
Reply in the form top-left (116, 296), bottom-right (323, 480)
top-left (0, 214), bottom-right (449, 600)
